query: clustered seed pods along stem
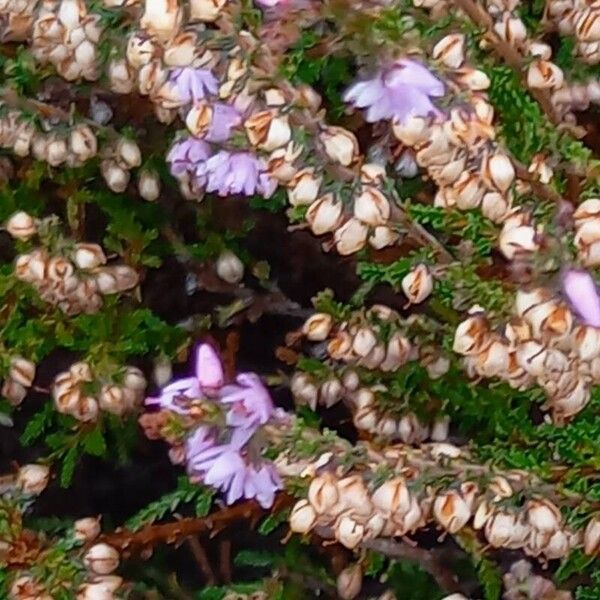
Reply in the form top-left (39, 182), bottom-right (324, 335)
top-left (1, 0), bottom-right (600, 598)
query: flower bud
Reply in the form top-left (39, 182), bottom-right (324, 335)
top-left (526, 498), bottom-right (562, 534)
top-left (372, 478), bottom-right (411, 516)
top-left (9, 357), bottom-right (35, 388)
top-left (433, 490), bottom-right (471, 533)
top-left (334, 218), bottom-right (368, 255)
top-left (544, 529), bottom-right (570, 559)
top-left (141, 0), bottom-right (183, 41)
top-left (190, 0), bottom-right (227, 21)
top-left (485, 511), bottom-right (529, 549)
top-left (328, 331), bottom-right (353, 360)
top-left (482, 152), bottom-right (515, 193)
top-left (47, 256), bottom-right (75, 283)
top-left (342, 370), bottom-right (360, 392)
top-left (493, 13), bottom-right (527, 44)
top-left (290, 372), bottom-right (318, 409)
top-left (46, 135), bottom-right (68, 166)
top-left (74, 516), bottom-right (101, 542)
top-left (116, 138), bottom-right (142, 169)
top-left (2, 378), bottom-right (27, 406)
top-left (454, 67), bottom-right (490, 91)
top-left (69, 124), bottom-right (97, 162)
top-left (401, 264), bottom-right (433, 304)
top-left (302, 313), bottom-right (333, 341)
top-left (289, 499), bottom-right (317, 533)
top-left (138, 170), bottom-right (161, 201)
top-left (126, 32), bottom-right (156, 69)
top-left (431, 416), bottom-right (450, 441)
top-left (337, 564), bottom-right (362, 600)
top-left (393, 115), bottom-right (430, 146)
top-left (17, 464), bottom-right (50, 495)
top-left (244, 110), bottom-right (291, 152)
top-left (112, 265), bottom-right (139, 291)
top-left (73, 243), bottom-right (106, 270)
top-left (84, 543), bottom-right (120, 575)
top-left (101, 160), bottom-right (130, 193)
top-left (5, 211), bottom-right (37, 241)
top-left (267, 143), bottom-right (302, 183)
top-left (99, 384), bottom-right (125, 415)
top-left (287, 168), bottom-right (322, 207)
top-left (481, 192), bottom-right (511, 223)
top-left (499, 223), bottom-right (539, 260)
top-left (353, 406), bottom-right (378, 431)
top-left (108, 59), bottom-right (134, 94)
top-left (320, 126), bottom-right (359, 167)
top-left (360, 163), bottom-right (386, 185)
top-left (123, 366), bottom-right (146, 391)
top-left (163, 31), bottom-right (198, 67)
top-left (319, 378), bottom-right (344, 407)
top-left (72, 395), bottom-right (100, 422)
top-left (584, 516), bottom-right (600, 555)
top-left (306, 194), bottom-right (343, 235)
top-left (433, 34), bottom-right (465, 68)
top-left (214, 250), bottom-right (244, 284)
top-left (153, 356), bottom-right (173, 387)
top-left (353, 187), bottom-right (390, 226)
top-left (352, 327), bottom-right (377, 357)
top-left (335, 515), bottom-right (365, 549)
top-left (369, 225), bottom-right (399, 249)
top-left (308, 473), bottom-right (339, 513)
top-left (527, 60), bottom-right (564, 90)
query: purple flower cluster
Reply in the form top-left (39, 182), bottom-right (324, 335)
top-left (167, 139), bottom-right (276, 198)
top-left (343, 58), bottom-right (445, 124)
top-left (145, 344), bottom-right (282, 508)
top-left (168, 67), bottom-right (218, 105)
top-left (165, 67), bottom-right (276, 198)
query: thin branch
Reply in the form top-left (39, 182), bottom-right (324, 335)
top-left (186, 536), bottom-right (217, 585)
top-left (362, 538), bottom-right (464, 594)
top-left (98, 494), bottom-right (294, 555)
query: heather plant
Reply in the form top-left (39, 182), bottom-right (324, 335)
top-left (1, 0), bottom-right (600, 598)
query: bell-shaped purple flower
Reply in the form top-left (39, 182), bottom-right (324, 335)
top-left (220, 373), bottom-right (274, 430)
top-left (167, 137), bottom-right (212, 178)
top-left (205, 104), bottom-right (242, 143)
top-left (344, 58), bottom-right (445, 123)
top-left (562, 268), bottom-right (600, 327)
top-left (197, 151), bottom-right (277, 198)
top-left (199, 447), bottom-right (282, 508)
top-left (168, 67), bottom-right (218, 105)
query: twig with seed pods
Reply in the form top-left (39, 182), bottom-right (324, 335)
top-left (450, 0), bottom-right (560, 125)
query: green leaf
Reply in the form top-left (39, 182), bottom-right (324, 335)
top-left (82, 427), bottom-right (107, 457)
top-left (234, 550), bottom-right (276, 568)
top-left (258, 508), bottom-right (291, 535)
top-left (60, 445), bottom-right (79, 488)
top-left (20, 403), bottom-right (54, 446)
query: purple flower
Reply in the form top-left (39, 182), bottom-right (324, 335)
top-left (205, 103), bottom-right (242, 143)
top-left (198, 151), bottom-right (277, 198)
top-left (343, 58), bottom-right (445, 123)
top-left (145, 376), bottom-right (201, 414)
top-left (168, 68), bottom-right (218, 105)
top-left (220, 373), bottom-right (274, 429)
top-left (145, 343), bottom-right (283, 509)
top-left (200, 448), bottom-right (281, 508)
top-left (167, 137), bottom-right (212, 177)
top-left (562, 268), bottom-right (600, 327)
top-left (144, 344), bottom-right (223, 413)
